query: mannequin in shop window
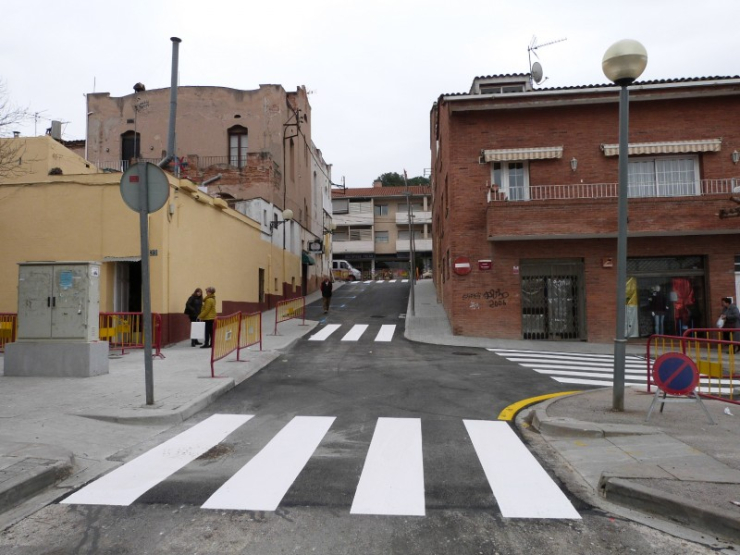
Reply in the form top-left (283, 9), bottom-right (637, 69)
top-left (650, 285), bottom-right (669, 335)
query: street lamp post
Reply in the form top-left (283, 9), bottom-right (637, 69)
top-left (602, 39), bottom-right (648, 411)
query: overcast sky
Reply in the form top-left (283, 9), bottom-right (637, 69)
top-left (3, 0), bottom-right (738, 187)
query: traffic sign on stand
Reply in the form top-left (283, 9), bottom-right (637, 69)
top-left (646, 352), bottom-right (714, 424)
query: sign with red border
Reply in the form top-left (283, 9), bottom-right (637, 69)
top-left (453, 256), bottom-right (472, 276)
top-left (478, 259), bottom-right (492, 271)
top-left (652, 353), bottom-right (699, 395)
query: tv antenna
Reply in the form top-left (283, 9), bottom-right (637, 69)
top-left (528, 36), bottom-right (567, 86)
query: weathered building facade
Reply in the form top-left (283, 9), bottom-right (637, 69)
top-left (431, 74), bottom-right (740, 343)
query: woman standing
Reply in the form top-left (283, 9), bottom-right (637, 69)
top-left (198, 287), bottom-right (217, 349)
top-left (184, 288), bottom-right (203, 347)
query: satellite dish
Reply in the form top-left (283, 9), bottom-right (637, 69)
top-left (531, 62), bottom-right (544, 84)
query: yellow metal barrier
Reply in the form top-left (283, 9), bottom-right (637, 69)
top-left (274, 297), bottom-right (306, 334)
top-left (239, 312), bottom-right (262, 351)
top-left (0, 313), bottom-right (17, 353)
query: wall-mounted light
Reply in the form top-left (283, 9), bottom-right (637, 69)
top-left (570, 157), bottom-right (578, 171)
top-left (269, 208), bottom-right (294, 230)
top-left (732, 150), bottom-right (739, 164)
top-left (323, 222), bottom-right (337, 234)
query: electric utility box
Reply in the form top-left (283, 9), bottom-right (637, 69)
top-left (5, 261), bottom-right (109, 377)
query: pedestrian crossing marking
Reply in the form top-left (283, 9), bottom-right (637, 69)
top-left (489, 348), bottom-right (648, 387)
top-left (374, 325), bottom-right (396, 342)
top-left (63, 414), bottom-right (579, 519)
top-left (464, 420), bottom-right (580, 519)
top-left (351, 418), bottom-right (425, 516)
top-left (308, 324), bottom-right (397, 343)
top-left (62, 414), bottom-right (253, 506)
top-left (203, 416), bottom-right (335, 511)
top-left (309, 324), bottom-right (341, 341)
top-left (342, 324), bottom-right (369, 341)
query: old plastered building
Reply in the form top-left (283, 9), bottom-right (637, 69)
top-left (86, 84), bottom-right (333, 295)
top-left (431, 74), bottom-right (740, 343)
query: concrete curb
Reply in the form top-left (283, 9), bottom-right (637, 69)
top-left (76, 379), bottom-right (236, 426)
top-left (600, 476), bottom-right (740, 544)
top-left (0, 446), bottom-right (74, 515)
top-left (530, 408), bottom-right (659, 438)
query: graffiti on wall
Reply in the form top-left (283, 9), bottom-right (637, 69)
top-left (462, 288), bottom-right (510, 309)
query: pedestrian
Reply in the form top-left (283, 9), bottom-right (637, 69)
top-left (719, 296), bottom-right (739, 352)
top-left (320, 276), bottom-right (333, 314)
top-left (198, 287), bottom-right (217, 349)
top-left (184, 287), bottom-right (203, 347)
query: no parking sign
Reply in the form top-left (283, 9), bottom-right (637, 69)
top-left (652, 353), bottom-right (699, 396)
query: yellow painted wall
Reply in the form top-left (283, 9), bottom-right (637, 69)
top-left (0, 139), bottom-right (302, 315)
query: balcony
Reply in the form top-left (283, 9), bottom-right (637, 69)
top-left (332, 240), bottom-right (374, 254)
top-left (396, 211), bottom-right (432, 225)
top-left (486, 178), bottom-right (740, 241)
top-left (396, 238), bottom-right (433, 252)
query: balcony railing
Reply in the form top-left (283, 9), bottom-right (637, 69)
top-left (95, 158), bottom-right (162, 172)
top-left (396, 211), bottom-right (432, 225)
top-left (489, 178), bottom-right (739, 202)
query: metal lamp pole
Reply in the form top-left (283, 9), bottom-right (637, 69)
top-left (602, 39), bottom-right (648, 411)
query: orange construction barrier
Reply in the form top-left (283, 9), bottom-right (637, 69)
top-left (0, 313), bottom-right (17, 353)
top-left (274, 297), bottom-right (306, 335)
top-left (99, 312), bottom-right (164, 358)
top-left (209, 311), bottom-right (263, 377)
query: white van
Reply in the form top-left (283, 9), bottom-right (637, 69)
top-left (332, 260), bottom-right (362, 281)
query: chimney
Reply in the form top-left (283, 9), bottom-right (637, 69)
top-left (373, 180), bottom-right (383, 188)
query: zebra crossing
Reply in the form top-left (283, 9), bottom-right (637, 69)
top-left (63, 414), bottom-right (580, 520)
top-left (347, 279), bottom-right (409, 284)
top-left (309, 323), bottom-right (397, 343)
top-left (488, 348), bottom-right (648, 388)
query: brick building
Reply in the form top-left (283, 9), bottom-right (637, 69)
top-left (431, 74), bottom-right (740, 343)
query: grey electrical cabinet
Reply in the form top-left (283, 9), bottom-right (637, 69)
top-left (17, 262), bottom-right (101, 341)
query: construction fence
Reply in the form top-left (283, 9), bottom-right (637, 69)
top-left (209, 311), bottom-right (262, 377)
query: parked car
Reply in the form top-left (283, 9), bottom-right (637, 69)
top-left (422, 269), bottom-right (433, 279)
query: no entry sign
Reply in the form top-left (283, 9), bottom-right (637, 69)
top-left (652, 353), bottom-right (699, 395)
top-left (453, 256), bottom-right (472, 276)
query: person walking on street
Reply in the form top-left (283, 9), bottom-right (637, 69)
top-left (720, 296), bottom-right (740, 352)
top-left (320, 276), bottom-right (333, 314)
top-left (198, 287), bottom-right (217, 349)
top-left (184, 288), bottom-right (203, 346)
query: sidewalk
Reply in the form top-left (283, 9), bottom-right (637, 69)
top-left (0, 280), bottom-right (739, 546)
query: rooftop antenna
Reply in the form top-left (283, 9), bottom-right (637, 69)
top-left (527, 36), bottom-right (567, 86)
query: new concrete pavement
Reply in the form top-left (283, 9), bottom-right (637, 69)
top-left (0, 280), bottom-right (738, 546)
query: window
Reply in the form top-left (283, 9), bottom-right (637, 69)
top-left (228, 126), bottom-right (248, 168)
top-left (121, 131), bottom-right (141, 163)
top-left (375, 231), bottom-right (389, 243)
top-left (374, 204), bottom-right (389, 216)
top-left (399, 203), bottom-right (423, 213)
top-left (492, 161), bottom-right (529, 201)
top-left (628, 156), bottom-right (699, 198)
top-left (332, 199), bottom-right (349, 214)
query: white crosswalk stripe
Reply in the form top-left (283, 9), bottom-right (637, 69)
top-left (63, 414), bottom-right (580, 520)
top-left (308, 324), bottom-right (397, 343)
top-left (488, 348), bottom-right (647, 387)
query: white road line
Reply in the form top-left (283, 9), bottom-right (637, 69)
top-left (342, 324), bottom-right (369, 341)
top-left (63, 414), bottom-right (252, 506)
top-left (534, 369), bottom-right (647, 381)
top-left (375, 325), bottom-right (396, 342)
top-left (505, 357), bottom-right (644, 368)
top-left (364, 280), bottom-right (373, 284)
top-left (389, 279), bottom-right (397, 283)
top-left (351, 417), bottom-right (425, 516)
top-left (522, 364), bottom-right (646, 374)
top-left (464, 420), bottom-right (580, 519)
top-left (402, 279), bottom-right (409, 283)
top-left (309, 324), bottom-right (341, 341)
top-left (202, 416), bottom-right (335, 511)
top-left (556, 377), bottom-right (646, 387)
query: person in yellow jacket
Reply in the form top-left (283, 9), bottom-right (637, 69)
top-left (198, 287), bottom-right (217, 349)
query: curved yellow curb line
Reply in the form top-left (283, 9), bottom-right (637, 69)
top-left (497, 391), bottom-right (581, 421)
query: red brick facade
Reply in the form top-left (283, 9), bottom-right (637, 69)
top-left (431, 75), bottom-right (740, 342)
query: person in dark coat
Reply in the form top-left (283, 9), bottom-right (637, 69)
top-left (720, 297), bottom-right (740, 352)
top-left (320, 276), bottom-right (333, 314)
top-left (184, 288), bottom-right (203, 347)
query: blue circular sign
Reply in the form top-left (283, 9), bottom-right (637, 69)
top-left (652, 353), bottom-right (699, 395)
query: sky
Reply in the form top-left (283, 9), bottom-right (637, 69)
top-left (2, 0), bottom-right (738, 188)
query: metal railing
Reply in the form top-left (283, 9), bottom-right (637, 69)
top-left (0, 313), bottom-right (17, 353)
top-left (646, 328), bottom-right (739, 402)
top-left (490, 177), bottom-right (739, 202)
top-left (99, 312), bottom-right (164, 358)
top-left (209, 311), bottom-right (263, 377)
top-left (94, 159), bottom-right (162, 173)
top-left (274, 297), bottom-right (306, 335)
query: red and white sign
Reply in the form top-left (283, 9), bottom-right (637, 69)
top-left (478, 259), bottom-right (492, 271)
top-left (453, 256), bottom-right (472, 276)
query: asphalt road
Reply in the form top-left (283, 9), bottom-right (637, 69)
top-left (0, 281), bottom-right (719, 554)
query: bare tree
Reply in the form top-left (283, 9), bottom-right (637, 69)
top-left (0, 80), bottom-right (29, 180)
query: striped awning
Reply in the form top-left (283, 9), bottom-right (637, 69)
top-left (481, 146), bottom-right (563, 162)
top-left (600, 138), bottom-right (722, 157)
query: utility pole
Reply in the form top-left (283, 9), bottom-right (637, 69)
top-left (404, 170), bottom-right (415, 316)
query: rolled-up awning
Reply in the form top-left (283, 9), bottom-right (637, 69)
top-left (482, 146), bottom-right (563, 162)
top-left (600, 138), bottom-right (722, 157)
top-left (302, 252), bottom-right (316, 265)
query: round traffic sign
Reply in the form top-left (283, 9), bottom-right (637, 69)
top-left (453, 256), bottom-right (472, 276)
top-left (652, 353), bottom-right (699, 395)
top-left (120, 162), bottom-right (170, 214)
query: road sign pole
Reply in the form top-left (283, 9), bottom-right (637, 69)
top-left (137, 163), bottom-right (155, 406)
